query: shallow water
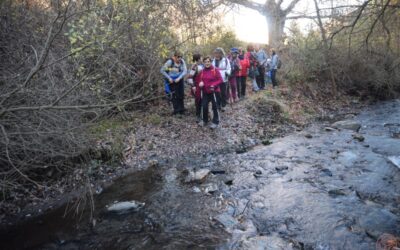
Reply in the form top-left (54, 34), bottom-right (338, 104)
top-left (1, 100), bottom-right (400, 250)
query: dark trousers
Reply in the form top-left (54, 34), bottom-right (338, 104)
top-left (238, 76), bottom-right (247, 98)
top-left (195, 97), bottom-right (202, 119)
top-left (218, 81), bottom-right (228, 108)
top-left (271, 69), bottom-right (278, 87)
top-left (256, 65), bottom-right (265, 89)
top-left (170, 80), bottom-right (185, 114)
top-left (202, 92), bottom-right (219, 124)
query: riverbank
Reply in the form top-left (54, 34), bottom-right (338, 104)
top-left (0, 84), bottom-right (365, 228)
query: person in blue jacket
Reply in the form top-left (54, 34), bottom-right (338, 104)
top-left (160, 51), bottom-right (187, 115)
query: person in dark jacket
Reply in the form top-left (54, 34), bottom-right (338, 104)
top-left (270, 49), bottom-right (279, 88)
top-left (199, 56), bottom-right (223, 129)
top-left (160, 51), bottom-right (187, 115)
top-left (187, 53), bottom-right (204, 123)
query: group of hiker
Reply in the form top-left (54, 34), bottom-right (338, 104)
top-left (160, 45), bottom-right (280, 129)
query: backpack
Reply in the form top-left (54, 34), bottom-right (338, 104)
top-left (230, 58), bottom-right (240, 74)
top-left (277, 57), bottom-right (282, 69)
top-left (165, 58), bottom-right (183, 73)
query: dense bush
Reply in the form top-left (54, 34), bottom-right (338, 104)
top-left (0, 0), bottom-right (218, 196)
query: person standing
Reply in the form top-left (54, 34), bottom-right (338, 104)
top-left (270, 49), bottom-right (279, 88)
top-left (160, 51), bottom-right (187, 115)
top-left (187, 53), bottom-right (204, 123)
top-left (199, 56), bottom-right (223, 129)
top-left (245, 45), bottom-right (259, 92)
top-left (255, 45), bottom-right (268, 90)
top-left (228, 48), bottom-right (241, 103)
top-left (212, 48), bottom-right (231, 112)
top-left (237, 48), bottom-right (250, 99)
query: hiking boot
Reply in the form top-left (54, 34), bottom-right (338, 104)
top-left (209, 123), bottom-right (218, 129)
top-left (221, 107), bottom-right (226, 112)
top-left (198, 121), bottom-right (206, 127)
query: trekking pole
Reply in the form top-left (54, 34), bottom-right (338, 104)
top-left (200, 89), bottom-right (203, 121)
top-left (213, 90), bottom-right (219, 120)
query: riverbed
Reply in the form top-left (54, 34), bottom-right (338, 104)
top-left (1, 100), bottom-right (399, 249)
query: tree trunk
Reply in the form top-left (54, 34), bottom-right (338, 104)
top-left (266, 14), bottom-right (285, 48)
top-left (228, 0), bottom-right (301, 47)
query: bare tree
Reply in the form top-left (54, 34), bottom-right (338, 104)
top-left (226, 0), bottom-right (302, 46)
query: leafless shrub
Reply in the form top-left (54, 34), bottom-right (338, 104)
top-left (0, 0), bottom-right (216, 205)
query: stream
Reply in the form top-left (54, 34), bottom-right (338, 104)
top-left (1, 100), bottom-right (400, 250)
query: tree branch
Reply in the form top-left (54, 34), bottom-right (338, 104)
top-left (283, 0), bottom-right (301, 15)
top-left (226, 0), bottom-right (264, 13)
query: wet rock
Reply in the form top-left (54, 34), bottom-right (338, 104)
top-left (203, 183), bottom-right (218, 194)
top-left (338, 151), bottom-right (358, 167)
top-left (148, 159), bottom-right (159, 167)
top-left (225, 180), bottom-right (234, 186)
top-left (253, 170), bottom-right (263, 178)
top-left (261, 139), bottom-right (272, 146)
top-left (359, 209), bottom-right (399, 239)
top-left (211, 170), bottom-right (226, 175)
top-left (328, 189), bottom-right (347, 197)
top-left (192, 186), bottom-right (201, 193)
top-left (184, 169), bottom-right (210, 183)
top-left (236, 147), bottom-right (248, 154)
top-left (240, 235), bottom-right (294, 250)
top-left (332, 120), bottom-right (361, 132)
top-left (320, 168), bottom-right (333, 177)
top-left (304, 133), bottom-right (313, 139)
top-left (324, 127), bottom-right (336, 132)
top-left (345, 113), bottom-right (356, 119)
top-left (106, 200), bottom-right (145, 213)
top-left (275, 166), bottom-right (288, 172)
top-left (388, 156), bottom-right (400, 170)
top-left (214, 213), bottom-right (239, 230)
top-left (352, 133), bottom-right (365, 142)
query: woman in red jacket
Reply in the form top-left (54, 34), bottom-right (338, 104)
top-left (199, 56), bottom-right (223, 129)
top-left (237, 48), bottom-right (250, 99)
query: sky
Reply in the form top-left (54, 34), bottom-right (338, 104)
top-left (224, 0), bottom-right (358, 44)
top-left (224, 6), bottom-right (269, 44)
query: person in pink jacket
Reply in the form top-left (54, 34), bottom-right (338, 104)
top-left (199, 56), bottom-right (223, 129)
top-left (237, 48), bottom-right (250, 99)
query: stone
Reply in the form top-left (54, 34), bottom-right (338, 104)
top-left (324, 127), bottom-right (336, 132)
top-left (332, 120), bottom-right (361, 132)
top-left (254, 170), bottom-right (262, 178)
top-left (275, 166), bottom-right (288, 171)
top-left (106, 200), bottom-right (145, 213)
top-left (328, 189), bottom-right (347, 197)
top-left (211, 170), bottom-right (226, 175)
top-left (352, 133), bottom-right (365, 142)
top-left (261, 139), bottom-right (272, 145)
top-left (148, 159), bottom-right (159, 167)
top-left (192, 186), bottom-right (201, 193)
top-left (338, 151), bottom-right (358, 167)
top-left (214, 213), bottom-right (239, 230)
top-left (305, 133), bottom-right (313, 139)
top-left (240, 235), bottom-right (294, 250)
top-left (388, 156), bottom-right (400, 170)
top-left (184, 169), bottom-right (210, 183)
top-left (203, 183), bottom-right (218, 194)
